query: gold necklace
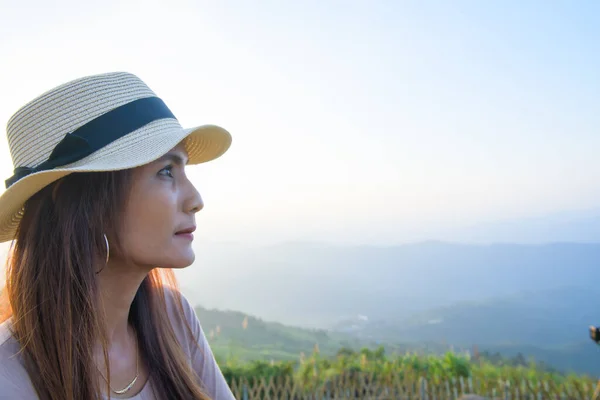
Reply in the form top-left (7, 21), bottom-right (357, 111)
top-left (97, 337), bottom-right (140, 395)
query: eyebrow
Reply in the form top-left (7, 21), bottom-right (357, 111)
top-left (159, 152), bottom-right (189, 165)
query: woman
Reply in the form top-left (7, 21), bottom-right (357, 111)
top-left (0, 72), bottom-right (236, 400)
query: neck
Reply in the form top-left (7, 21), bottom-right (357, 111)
top-left (97, 260), bottom-right (150, 342)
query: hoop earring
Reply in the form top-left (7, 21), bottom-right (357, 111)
top-left (103, 233), bottom-right (110, 265)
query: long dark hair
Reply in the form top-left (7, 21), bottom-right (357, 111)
top-left (0, 171), bottom-right (211, 400)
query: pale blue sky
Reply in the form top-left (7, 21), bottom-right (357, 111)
top-left (0, 0), bottom-right (598, 246)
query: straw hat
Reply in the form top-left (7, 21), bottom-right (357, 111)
top-left (0, 71), bottom-right (232, 243)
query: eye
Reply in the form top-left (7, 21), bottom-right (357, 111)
top-left (158, 165), bottom-right (174, 178)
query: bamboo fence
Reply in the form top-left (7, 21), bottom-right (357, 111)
top-left (226, 372), bottom-right (600, 400)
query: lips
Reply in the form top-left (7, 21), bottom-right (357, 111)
top-left (175, 226), bottom-right (196, 241)
top-left (175, 226), bottom-right (196, 235)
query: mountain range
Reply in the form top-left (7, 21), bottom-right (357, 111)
top-left (179, 241), bottom-right (600, 327)
top-left (178, 239), bottom-right (600, 374)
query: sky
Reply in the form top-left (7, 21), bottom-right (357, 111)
top-left (0, 0), bottom-right (599, 246)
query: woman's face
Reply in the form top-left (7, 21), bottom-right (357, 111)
top-left (116, 143), bottom-right (203, 269)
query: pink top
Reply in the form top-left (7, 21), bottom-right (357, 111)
top-left (0, 290), bottom-right (235, 400)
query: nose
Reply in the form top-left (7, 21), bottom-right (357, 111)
top-left (184, 180), bottom-right (204, 214)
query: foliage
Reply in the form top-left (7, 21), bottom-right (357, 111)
top-left (218, 347), bottom-right (599, 399)
top-left (219, 346), bottom-right (595, 386)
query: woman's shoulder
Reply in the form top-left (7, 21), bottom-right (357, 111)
top-left (0, 319), bottom-right (22, 367)
top-left (0, 319), bottom-right (13, 348)
top-left (0, 319), bottom-right (21, 366)
top-left (161, 287), bottom-right (206, 351)
top-left (0, 319), bottom-right (39, 397)
top-left (161, 289), bottom-right (235, 399)
top-left (162, 286), bottom-right (200, 328)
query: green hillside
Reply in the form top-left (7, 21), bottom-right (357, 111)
top-left (195, 305), bottom-right (407, 363)
top-left (198, 304), bottom-right (598, 399)
top-left (195, 305), bottom-right (600, 376)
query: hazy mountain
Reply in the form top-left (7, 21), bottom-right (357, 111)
top-left (329, 284), bottom-right (600, 375)
top-left (179, 241), bottom-right (600, 329)
top-left (441, 208), bottom-right (600, 244)
top-left (333, 285), bottom-right (597, 347)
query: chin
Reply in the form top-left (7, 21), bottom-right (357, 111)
top-left (166, 251), bottom-right (196, 269)
top-left (172, 260), bottom-right (194, 269)
top-left (160, 259), bottom-right (194, 270)
top-left (148, 250), bottom-right (193, 269)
